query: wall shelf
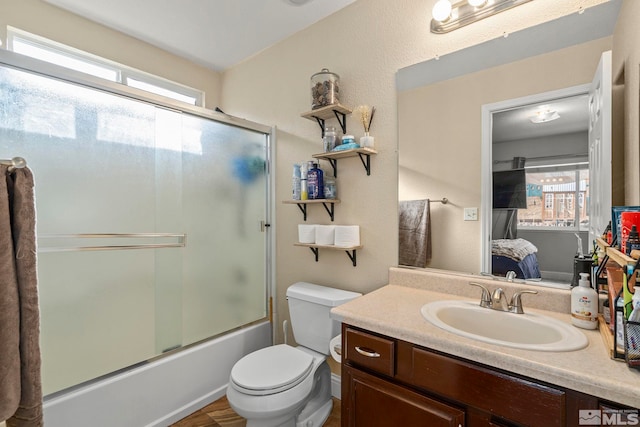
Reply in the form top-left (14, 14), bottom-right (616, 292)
top-left (294, 243), bottom-right (362, 267)
top-left (283, 199), bottom-right (340, 222)
top-left (596, 237), bottom-right (638, 268)
top-left (301, 103), bottom-right (352, 136)
top-left (312, 147), bottom-right (377, 177)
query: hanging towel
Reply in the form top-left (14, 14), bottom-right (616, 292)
top-left (399, 199), bottom-right (432, 268)
top-left (0, 165), bottom-right (43, 427)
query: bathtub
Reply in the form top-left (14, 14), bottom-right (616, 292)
top-left (43, 321), bottom-right (271, 427)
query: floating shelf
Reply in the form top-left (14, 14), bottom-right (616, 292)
top-left (301, 103), bottom-right (352, 136)
top-left (294, 243), bottom-right (363, 267)
top-left (312, 147), bottom-right (377, 177)
top-left (283, 199), bottom-right (340, 221)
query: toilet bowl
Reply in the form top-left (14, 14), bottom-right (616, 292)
top-left (226, 282), bottom-right (361, 427)
top-left (227, 345), bottom-right (331, 427)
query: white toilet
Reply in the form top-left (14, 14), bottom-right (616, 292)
top-left (226, 282), bottom-right (361, 427)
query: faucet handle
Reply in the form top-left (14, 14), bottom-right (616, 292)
top-left (469, 282), bottom-right (492, 308)
top-left (510, 290), bottom-right (538, 314)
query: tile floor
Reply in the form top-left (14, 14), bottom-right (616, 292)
top-left (170, 395), bottom-right (341, 427)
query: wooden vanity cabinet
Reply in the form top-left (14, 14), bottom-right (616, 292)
top-left (344, 366), bottom-right (465, 426)
top-left (341, 324), bottom-right (608, 427)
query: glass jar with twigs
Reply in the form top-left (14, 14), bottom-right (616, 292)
top-left (353, 105), bottom-right (375, 148)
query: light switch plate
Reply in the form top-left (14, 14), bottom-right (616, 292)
top-left (464, 207), bottom-right (478, 221)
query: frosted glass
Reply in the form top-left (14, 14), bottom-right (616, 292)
top-left (180, 114), bottom-right (268, 345)
top-left (38, 251), bottom-right (156, 395)
top-left (0, 64), bottom-right (268, 394)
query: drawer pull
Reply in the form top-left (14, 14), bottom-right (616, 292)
top-left (355, 346), bottom-right (381, 358)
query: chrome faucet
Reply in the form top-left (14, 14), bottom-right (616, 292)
top-left (469, 282), bottom-right (538, 314)
top-left (491, 287), bottom-right (510, 311)
top-left (505, 271), bottom-right (517, 282)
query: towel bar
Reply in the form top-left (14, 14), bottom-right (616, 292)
top-left (428, 198), bottom-right (448, 204)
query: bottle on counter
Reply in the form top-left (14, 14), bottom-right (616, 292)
top-left (292, 163), bottom-right (301, 200)
top-left (625, 225), bottom-right (640, 256)
top-left (571, 272), bottom-right (598, 330)
top-left (307, 162), bottom-right (324, 200)
top-left (603, 221), bottom-right (612, 244)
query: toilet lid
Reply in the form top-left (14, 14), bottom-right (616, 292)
top-left (231, 344), bottom-right (314, 395)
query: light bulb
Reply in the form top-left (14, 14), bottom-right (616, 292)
top-left (468, 0), bottom-right (487, 7)
top-left (432, 0), bottom-right (452, 22)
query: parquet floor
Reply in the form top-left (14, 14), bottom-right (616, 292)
top-left (170, 395), bottom-right (341, 427)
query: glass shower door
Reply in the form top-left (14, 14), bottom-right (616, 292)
top-left (0, 61), bottom-right (269, 395)
top-left (179, 114), bottom-right (268, 346)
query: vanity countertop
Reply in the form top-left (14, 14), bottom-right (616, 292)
top-left (331, 269), bottom-right (640, 408)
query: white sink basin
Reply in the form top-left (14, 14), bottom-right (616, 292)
top-left (420, 300), bottom-right (588, 352)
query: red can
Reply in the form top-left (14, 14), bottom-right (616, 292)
top-left (620, 211), bottom-right (640, 254)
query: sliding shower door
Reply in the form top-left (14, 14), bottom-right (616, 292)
top-left (0, 58), bottom-right (270, 395)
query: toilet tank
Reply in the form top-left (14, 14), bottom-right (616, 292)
top-left (286, 282), bottom-right (361, 355)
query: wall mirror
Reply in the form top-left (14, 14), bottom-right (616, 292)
top-left (397, 0), bottom-right (623, 288)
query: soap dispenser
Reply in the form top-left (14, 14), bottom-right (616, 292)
top-left (571, 273), bottom-right (598, 330)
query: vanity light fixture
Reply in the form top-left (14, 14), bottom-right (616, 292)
top-left (432, 0), bottom-right (453, 22)
top-left (430, 0), bottom-right (532, 34)
top-left (530, 109), bottom-right (561, 124)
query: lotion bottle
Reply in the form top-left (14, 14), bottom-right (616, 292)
top-left (300, 163), bottom-right (308, 201)
top-left (571, 272), bottom-right (598, 330)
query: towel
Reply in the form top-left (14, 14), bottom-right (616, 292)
top-left (491, 238), bottom-right (538, 262)
top-left (0, 166), bottom-right (43, 427)
top-left (399, 199), bottom-right (431, 267)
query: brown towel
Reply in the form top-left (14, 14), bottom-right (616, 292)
top-left (0, 166), bottom-right (43, 427)
top-left (399, 199), bottom-right (432, 268)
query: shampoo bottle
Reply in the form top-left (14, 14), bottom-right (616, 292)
top-left (307, 162), bottom-right (324, 200)
top-left (571, 272), bottom-right (598, 330)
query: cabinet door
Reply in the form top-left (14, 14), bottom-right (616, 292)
top-left (343, 366), bottom-right (464, 427)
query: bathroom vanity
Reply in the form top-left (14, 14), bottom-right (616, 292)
top-left (332, 268), bottom-right (640, 427)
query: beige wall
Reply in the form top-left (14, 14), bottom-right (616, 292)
top-left (398, 37), bottom-right (613, 273)
top-left (220, 0), bottom-right (611, 344)
top-left (1, 0), bottom-right (622, 346)
top-left (613, 0), bottom-right (640, 205)
top-left (0, 0), bottom-right (222, 108)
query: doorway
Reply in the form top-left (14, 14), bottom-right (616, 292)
top-left (480, 52), bottom-right (612, 284)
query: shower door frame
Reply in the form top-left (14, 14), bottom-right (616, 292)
top-left (0, 48), bottom-right (276, 388)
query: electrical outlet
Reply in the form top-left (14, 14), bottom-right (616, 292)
top-left (464, 207), bottom-right (478, 221)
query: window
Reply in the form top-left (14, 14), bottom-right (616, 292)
top-left (518, 166), bottom-right (589, 231)
top-left (6, 27), bottom-right (204, 107)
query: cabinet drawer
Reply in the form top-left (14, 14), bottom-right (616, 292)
top-left (409, 347), bottom-right (566, 427)
top-left (344, 328), bottom-right (395, 377)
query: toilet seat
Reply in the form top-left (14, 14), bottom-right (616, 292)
top-left (230, 344), bottom-right (314, 396)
